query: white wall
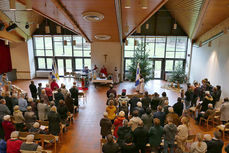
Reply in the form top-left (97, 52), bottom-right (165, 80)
top-left (190, 33), bottom-right (229, 97)
top-left (27, 39), bottom-right (36, 79)
top-left (91, 42), bottom-right (122, 75)
top-left (10, 41), bottom-right (34, 79)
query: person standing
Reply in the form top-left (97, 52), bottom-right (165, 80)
top-left (69, 82), bottom-right (79, 107)
top-left (100, 112), bottom-right (112, 139)
top-left (18, 94), bottom-right (27, 114)
top-left (48, 106), bottom-right (61, 136)
top-left (206, 131), bottom-right (224, 153)
top-left (29, 81), bottom-right (37, 100)
top-left (113, 67), bottom-right (119, 84)
top-left (220, 98), bottom-right (229, 124)
top-left (133, 121), bottom-right (148, 153)
top-left (102, 134), bottom-right (120, 153)
top-left (137, 75), bottom-right (145, 94)
top-left (50, 79), bottom-right (59, 91)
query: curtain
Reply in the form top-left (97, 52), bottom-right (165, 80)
top-left (0, 40), bottom-right (12, 74)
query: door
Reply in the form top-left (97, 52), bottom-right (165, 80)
top-left (57, 58), bottom-right (72, 76)
top-left (152, 59), bottom-right (162, 79)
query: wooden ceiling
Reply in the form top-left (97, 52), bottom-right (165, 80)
top-left (0, 0), bottom-right (229, 43)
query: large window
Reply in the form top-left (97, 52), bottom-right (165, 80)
top-left (124, 35), bottom-right (188, 78)
top-left (34, 35), bottom-right (91, 72)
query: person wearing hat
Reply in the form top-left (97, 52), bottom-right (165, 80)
top-left (113, 111), bottom-right (125, 138)
top-left (200, 91), bottom-right (213, 112)
top-left (100, 112), bottom-right (112, 139)
top-left (2, 115), bottom-right (15, 140)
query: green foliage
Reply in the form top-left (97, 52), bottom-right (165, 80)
top-left (127, 44), bottom-right (152, 83)
top-left (169, 63), bottom-right (186, 83)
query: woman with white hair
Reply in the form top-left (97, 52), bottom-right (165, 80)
top-left (48, 106), bottom-right (61, 136)
top-left (6, 131), bottom-right (23, 153)
top-left (113, 111), bottom-right (125, 138)
top-left (40, 89), bottom-right (49, 104)
top-left (29, 122), bottom-right (46, 134)
top-left (13, 105), bottom-right (25, 131)
top-left (2, 115), bottom-right (15, 140)
top-left (20, 134), bottom-right (42, 151)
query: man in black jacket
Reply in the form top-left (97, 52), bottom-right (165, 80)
top-left (133, 121), bottom-right (148, 153)
top-left (29, 81), bottom-right (37, 99)
top-left (141, 91), bottom-right (151, 111)
top-left (54, 89), bottom-right (64, 106)
top-left (206, 130), bottom-right (224, 153)
top-left (173, 97), bottom-right (184, 116)
top-left (69, 82), bottom-right (79, 106)
top-left (102, 134), bottom-right (120, 153)
top-left (129, 93), bottom-right (140, 114)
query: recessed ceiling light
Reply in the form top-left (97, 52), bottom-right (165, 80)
top-left (95, 35), bottom-right (111, 40)
top-left (125, 0), bottom-right (131, 8)
top-left (82, 12), bottom-right (104, 22)
top-left (141, 0), bottom-right (148, 9)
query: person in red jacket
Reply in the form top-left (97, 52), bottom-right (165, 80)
top-left (50, 79), bottom-right (59, 91)
top-left (7, 131), bottom-right (23, 153)
top-left (2, 115), bottom-right (15, 141)
top-left (45, 84), bottom-right (53, 101)
top-left (113, 111), bottom-right (125, 138)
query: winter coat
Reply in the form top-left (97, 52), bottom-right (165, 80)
top-left (24, 111), bottom-right (37, 129)
top-left (153, 111), bottom-right (165, 126)
top-left (6, 138), bottom-right (23, 153)
top-left (100, 117), bottom-right (112, 137)
top-left (163, 123), bottom-right (177, 144)
top-left (65, 96), bottom-right (74, 113)
top-left (11, 98), bottom-right (18, 108)
top-left (48, 111), bottom-right (61, 136)
top-left (206, 138), bottom-right (224, 153)
top-left (2, 121), bottom-right (15, 140)
top-left (57, 104), bottom-right (69, 121)
top-left (0, 104), bottom-right (10, 119)
top-left (106, 105), bottom-right (116, 120)
top-left (102, 142), bottom-right (120, 153)
top-left (117, 126), bottom-right (131, 144)
top-left (133, 126), bottom-right (148, 147)
top-left (173, 101), bottom-right (184, 116)
top-left (54, 92), bottom-right (64, 106)
top-left (13, 110), bottom-right (25, 124)
top-left (37, 103), bottom-right (49, 121)
top-left (114, 116), bottom-right (125, 138)
top-left (149, 125), bottom-right (163, 147)
top-left (141, 113), bottom-right (154, 131)
top-left (220, 102), bottom-right (229, 121)
top-left (190, 141), bottom-right (207, 153)
top-left (141, 96), bottom-right (151, 110)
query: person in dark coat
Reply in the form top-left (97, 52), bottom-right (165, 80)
top-left (2, 115), bottom-right (15, 141)
top-left (117, 119), bottom-right (131, 145)
top-left (0, 99), bottom-right (11, 139)
top-left (141, 108), bottom-right (153, 131)
top-left (185, 87), bottom-right (193, 109)
top-left (133, 102), bottom-right (145, 118)
top-left (54, 89), bottom-right (64, 106)
top-left (57, 100), bottom-right (69, 122)
top-left (133, 121), bottom-right (148, 153)
top-left (4, 92), bottom-right (13, 114)
top-left (121, 135), bottom-right (139, 153)
top-left (206, 131), bottom-right (224, 153)
top-left (201, 91), bottom-right (213, 112)
top-left (37, 83), bottom-right (42, 100)
top-left (173, 97), bottom-right (184, 117)
top-left (153, 106), bottom-right (165, 126)
top-left (151, 92), bottom-right (161, 111)
top-left (48, 106), bottom-right (61, 136)
top-left (129, 94), bottom-right (140, 114)
top-left (141, 91), bottom-right (151, 111)
top-left (106, 85), bottom-right (117, 98)
top-left (225, 144), bottom-right (229, 153)
top-left (65, 93), bottom-right (74, 113)
top-left (11, 94), bottom-right (18, 108)
top-left (192, 82), bottom-right (201, 106)
top-left (100, 112), bottom-right (112, 139)
top-left (69, 82), bottom-right (79, 107)
top-left (102, 134), bottom-right (120, 153)
top-left (29, 81), bottom-right (37, 99)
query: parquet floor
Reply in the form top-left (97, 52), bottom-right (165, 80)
top-left (13, 78), bottom-right (229, 153)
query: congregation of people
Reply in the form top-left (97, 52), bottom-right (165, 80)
top-left (100, 78), bottom-right (229, 153)
top-left (0, 76), bottom-right (79, 153)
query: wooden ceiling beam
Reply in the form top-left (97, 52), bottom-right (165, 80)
top-left (50, 0), bottom-right (91, 43)
top-left (115, 0), bottom-right (123, 45)
top-left (0, 31), bottom-right (24, 42)
top-left (124, 0), bottom-right (168, 40)
top-left (191, 0), bottom-right (211, 40)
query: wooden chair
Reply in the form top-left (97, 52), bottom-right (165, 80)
top-left (217, 123), bottom-right (229, 140)
top-left (186, 135), bottom-right (196, 143)
top-left (20, 150), bottom-right (38, 153)
top-left (19, 132), bottom-right (30, 141)
top-left (213, 111), bottom-right (221, 127)
top-left (38, 121), bottom-right (49, 126)
top-left (189, 107), bottom-right (196, 118)
top-left (41, 134), bottom-right (57, 153)
top-left (199, 112), bottom-right (215, 130)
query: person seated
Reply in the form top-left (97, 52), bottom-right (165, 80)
top-left (220, 97), bottom-right (229, 124)
top-left (24, 106), bottom-right (37, 130)
top-left (20, 135), bottom-right (42, 151)
top-left (203, 134), bottom-right (212, 151)
top-left (129, 110), bottom-right (142, 132)
top-left (29, 122), bottom-right (46, 134)
top-left (106, 85), bottom-right (116, 98)
top-left (150, 92), bottom-right (161, 111)
top-left (141, 91), bottom-right (151, 111)
top-left (2, 115), bottom-right (15, 141)
top-left (6, 131), bottom-right (23, 153)
top-left (57, 100), bottom-right (69, 123)
top-left (117, 119), bottom-right (131, 145)
top-left (121, 135), bottom-right (138, 153)
top-left (100, 65), bottom-right (108, 77)
top-left (113, 111), bottom-right (126, 138)
top-left (133, 102), bottom-right (145, 118)
top-left (0, 138), bottom-right (6, 153)
top-left (197, 103), bottom-right (214, 122)
top-left (173, 97), bottom-right (184, 117)
top-left (102, 134), bottom-right (120, 153)
top-left (200, 91), bottom-right (213, 112)
top-left (100, 112), bottom-right (112, 139)
top-left (166, 107), bottom-right (180, 126)
top-left (190, 133), bottom-right (207, 153)
top-left (153, 106), bottom-right (165, 127)
top-left (206, 130), bottom-right (224, 153)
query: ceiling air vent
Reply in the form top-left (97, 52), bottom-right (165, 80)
top-left (82, 12), bottom-right (104, 22)
top-left (94, 35), bottom-right (111, 40)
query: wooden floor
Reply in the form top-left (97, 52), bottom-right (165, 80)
top-left (13, 78), bottom-right (229, 153)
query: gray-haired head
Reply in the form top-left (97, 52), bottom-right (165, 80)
top-left (10, 131), bottom-right (19, 139)
top-left (26, 134), bottom-right (35, 142)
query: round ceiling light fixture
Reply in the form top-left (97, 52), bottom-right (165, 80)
top-left (94, 35), bottom-right (111, 40)
top-left (82, 12), bottom-right (104, 22)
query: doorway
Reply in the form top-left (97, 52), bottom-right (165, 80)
top-left (56, 58), bottom-right (73, 76)
top-left (152, 59), bottom-right (163, 79)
